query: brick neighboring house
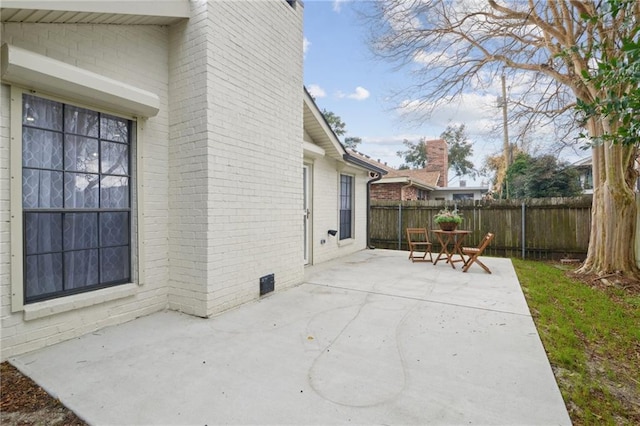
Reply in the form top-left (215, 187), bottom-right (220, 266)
top-left (370, 168), bottom-right (440, 201)
top-left (0, 0), bottom-right (384, 360)
top-left (349, 138), bottom-right (489, 201)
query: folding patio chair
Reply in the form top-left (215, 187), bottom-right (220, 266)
top-left (406, 228), bottom-right (433, 263)
top-left (462, 232), bottom-right (495, 273)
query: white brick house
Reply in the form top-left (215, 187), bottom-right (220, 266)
top-left (302, 89), bottom-right (386, 266)
top-left (0, 1), bottom-right (383, 360)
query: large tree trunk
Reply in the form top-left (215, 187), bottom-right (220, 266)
top-left (578, 119), bottom-right (639, 277)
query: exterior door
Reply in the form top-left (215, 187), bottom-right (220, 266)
top-left (303, 164), bottom-right (311, 265)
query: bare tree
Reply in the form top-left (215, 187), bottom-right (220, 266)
top-left (362, 0), bottom-right (640, 277)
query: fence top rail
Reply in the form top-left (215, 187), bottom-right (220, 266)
top-left (371, 195), bottom-right (593, 209)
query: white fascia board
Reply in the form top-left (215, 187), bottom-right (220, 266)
top-left (303, 141), bottom-right (325, 158)
top-left (379, 176), bottom-right (435, 190)
top-left (379, 177), bottom-right (411, 184)
top-left (303, 90), bottom-right (345, 159)
top-left (1, 1), bottom-right (190, 18)
top-left (1, 44), bottom-right (159, 117)
top-left (433, 187), bottom-right (489, 192)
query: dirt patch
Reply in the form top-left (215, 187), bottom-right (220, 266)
top-left (1, 362), bottom-right (86, 426)
top-left (567, 269), bottom-right (640, 296)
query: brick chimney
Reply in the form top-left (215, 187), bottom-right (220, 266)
top-left (424, 139), bottom-right (448, 187)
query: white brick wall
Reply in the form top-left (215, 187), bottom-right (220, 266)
top-left (0, 23), bottom-right (171, 360)
top-left (167, 1), bottom-right (210, 316)
top-left (206, 0), bottom-right (304, 314)
top-left (0, 0), bottom-right (305, 360)
top-left (167, 1), bottom-right (304, 317)
top-left (0, 84), bottom-right (11, 353)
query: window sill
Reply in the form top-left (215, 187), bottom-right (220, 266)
top-left (23, 283), bottom-right (138, 321)
top-left (338, 238), bottom-right (355, 247)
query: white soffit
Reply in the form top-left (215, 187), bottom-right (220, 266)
top-left (1, 44), bottom-right (160, 117)
top-left (0, 1), bottom-right (190, 24)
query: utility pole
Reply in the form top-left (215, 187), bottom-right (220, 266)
top-left (500, 72), bottom-right (510, 199)
top-left (501, 73), bottom-right (510, 167)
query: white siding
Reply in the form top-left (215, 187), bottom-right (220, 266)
top-left (305, 155), bottom-right (370, 265)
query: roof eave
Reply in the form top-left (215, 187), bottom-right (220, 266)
top-left (376, 176), bottom-right (434, 190)
top-left (342, 153), bottom-right (388, 175)
top-left (0, 1), bottom-right (190, 25)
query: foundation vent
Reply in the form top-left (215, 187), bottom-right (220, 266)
top-left (260, 274), bottom-right (275, 295)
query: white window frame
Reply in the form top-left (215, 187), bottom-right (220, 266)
top-left (9, 86), bottom-right (146, 314)
top-left (339, 173), bottom-right (354, 241)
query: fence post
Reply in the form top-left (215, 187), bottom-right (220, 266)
top-left (521, 201), bottom-right (526, 259)
top-left (398, 204), bottom-right (402, 250)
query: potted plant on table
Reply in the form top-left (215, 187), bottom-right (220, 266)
top-left (434, 207), bottom-right (463, 231)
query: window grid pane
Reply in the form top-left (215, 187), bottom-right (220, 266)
top-left (22, 94), bottom-right (132, 304)
top-left (339, 175), bottom-right (353, 240)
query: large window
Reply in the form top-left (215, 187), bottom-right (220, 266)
top-left (22, 94), bottom-right (132, 303)
top-left (339, 174), bottom-right (353, 240)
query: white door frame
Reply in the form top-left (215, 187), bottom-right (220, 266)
top-left (303, 164), bottom-right (312, 265)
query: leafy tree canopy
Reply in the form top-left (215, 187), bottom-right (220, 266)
top-left (344, 136), bottom-right (362, 149)
top-left (397, 138), bottom-right (427, 169)
top-left (440, 124), bottom-right (476, 180)
top-left (321, 109), bottom-right (361, 149)
top-left (576, 1), bottom-right (640, 148)
top-left (504, 153), bottom-right (582, 198)
top-left (397, 125), bottom-right (477, 178)
top-left (322, 109), bottom-right (346, 137)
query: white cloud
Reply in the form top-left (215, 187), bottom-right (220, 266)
top-left (307, 84), bottom-right (326, 99)
top-left (336, 86), bottom-right (370, 101)
top-left (413, 50), bottom-right (455, 66)
top-left (358, 133), bottom-right (438, 169)
top-left (303, 37), bottom-right (310, 57)
top-left (348, 86), bottom-right (370, 100)
top-left (398, 92), bottom-right (499, 136)
top-left (333, 0), bottom-right (347, 13)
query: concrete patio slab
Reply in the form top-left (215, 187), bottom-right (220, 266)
top-left (9, 249), bottom-right (571, 425)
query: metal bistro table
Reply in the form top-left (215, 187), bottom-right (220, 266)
top-left (432, 229), bottom-right (471, 269)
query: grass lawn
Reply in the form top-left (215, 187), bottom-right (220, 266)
top-left (512, 259), bottom-right (640, 425)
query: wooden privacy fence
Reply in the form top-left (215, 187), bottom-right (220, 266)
top-left (370, 196), bottom-right (593, 260)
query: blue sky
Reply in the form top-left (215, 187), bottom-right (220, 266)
top-left (302, 0), bottom-right (508, 184)
top-left (302, 0), bottom-right (588, 186)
